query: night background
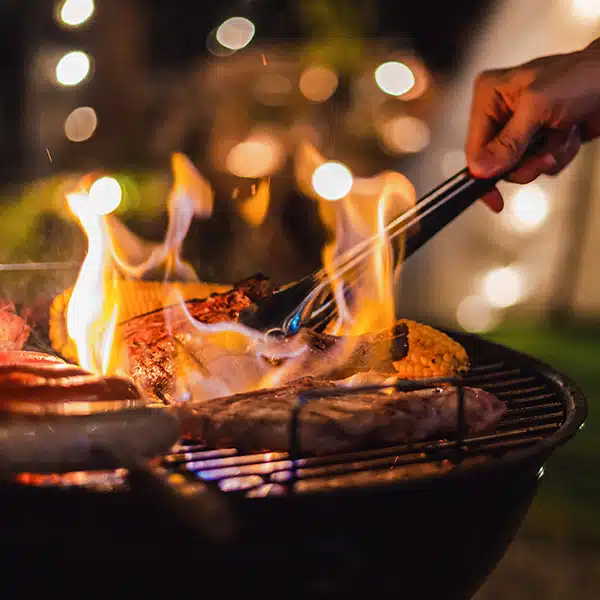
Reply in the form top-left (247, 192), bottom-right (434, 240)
top-left (0, 1), bottom-right (599, 597)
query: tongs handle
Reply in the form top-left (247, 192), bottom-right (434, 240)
top-left (404, 134), bottom-right (547, 259)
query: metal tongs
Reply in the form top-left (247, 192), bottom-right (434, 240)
top-left (239, 136), bottom-right (546, 336)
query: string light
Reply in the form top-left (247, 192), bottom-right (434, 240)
top-left (55, 51), bottom-right (91, 86)
top-left (380, 116), bottom-right (431, 154)
top-left (504, 184), bottom-right (550, 233)
top-left (456, 295), bottom-right (503, 333)
top-left (374, 61), bottom-right (415, 97)
top-left (299, 66), bottom-right (339, 102)
top-left (216, 17), bottom-right (255, 51)
top-left (312, 162), bottom-right (354, 201)
top-left (226, 133), bottom-right (285, 178)
top-left (441, 149), bottom-right (467, 178)
top-left (64, 106), bottom-right (97, 142)
top-left (481, 266), bottom-right (526, 308)
top-left (59, 0), bottom-right (94, 27)
top-left (88, 177), bottom-right (122, 215)
top-left (206, 28), bottom-right (236, 57)
top-left (570, 0), bottom-right (600, 24)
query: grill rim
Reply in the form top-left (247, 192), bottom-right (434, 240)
top-left (337, 329), bottom-right (589, 491)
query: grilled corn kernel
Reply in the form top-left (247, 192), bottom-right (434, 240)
top-left (48, 280), bottom-right (230, 362)
top-left (392, 319), bottom-right (469, 379)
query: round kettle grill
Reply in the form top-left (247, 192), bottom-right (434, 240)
top-left (0, 331), bottom-right (587, 599)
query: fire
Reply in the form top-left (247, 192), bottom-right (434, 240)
top-left (108, 153), bottom-right (213, 282)
top-left (65, 176), bottom-right (122, 374)
top-left (62, 143), bottom-right (416, 403)
top-left (64, 154), bottom-right (214, 375)
top-left (295, 141), bottom-right (415, 337)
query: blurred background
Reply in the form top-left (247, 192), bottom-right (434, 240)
top-left (0, 0), bottom-right (599, 596)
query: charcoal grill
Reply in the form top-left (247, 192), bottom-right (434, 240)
top-left (0, 330), bottom-right (586, 599)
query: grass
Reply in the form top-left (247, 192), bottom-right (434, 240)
top-left (485, 321), bottom-right (600, 547)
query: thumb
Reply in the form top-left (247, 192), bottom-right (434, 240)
top-left (471, 102), bottom-right (540, 179)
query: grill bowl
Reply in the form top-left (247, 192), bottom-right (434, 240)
top-left (0, 331), bottom-right (587, 599)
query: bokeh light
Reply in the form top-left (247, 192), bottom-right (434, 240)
top-left (216, 17), bottom-right (255, 51)
top-left (55, 51), bottom-right (91, 86)
top-left (299, 66), bottom-right (339, 102)
top-left (482, 266), bottom-right (526, 308)
top-left (312, 162), bottom-right (354, 201)
top-left (226, 133), bottom-right (285, 178)
top-left (374, 61), bottom-right (415, 97)
top-left (380, 116), bottom-right (431, 154)
top-left (571, 0), bottom-right (600, 23)
top-left (59, 0), bottom-right (94, 27)
top-left (88, 177), bottom-right (122, 215)
top-left (441, 149), bottom-right (467, 177)
top-left (254, 74), bottom-right (293, 106)
top-left (64, 106), bottom-right (98, 142)
top-left (206, 27), bottom-right (236, 57)
top-left (456, 295), bottom-right (503, 333)
top-left (505, 184), bottom-right (550, 233)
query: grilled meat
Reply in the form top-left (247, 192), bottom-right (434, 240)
top-left (120, 274), bottom-right (275, 402)
top-left (0, 303), bottom-right (30, 351)
top-left (0, 361), bottom-right (144, 416)
top-left (179, 376), bottom-right (506, 454)
top-left (120, 272), bottom-right (470, 403)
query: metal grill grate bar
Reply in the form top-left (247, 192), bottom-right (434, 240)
top-left (160, 344), bottom-right (574, 496)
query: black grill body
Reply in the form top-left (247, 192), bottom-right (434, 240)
top-left (0, 333), bottom-right (586, 599)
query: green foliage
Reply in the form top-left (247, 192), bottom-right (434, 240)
top-left (487, 323), bottom-right (600, 547)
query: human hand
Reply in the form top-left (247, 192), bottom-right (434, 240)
top-left (466, 38), bottom-right (600, 212)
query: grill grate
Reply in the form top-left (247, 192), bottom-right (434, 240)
top-left (160, 348), bottom-right (567, 497)
top-left (12, 334), bottom-right (576, 496)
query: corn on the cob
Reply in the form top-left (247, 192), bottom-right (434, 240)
top-left (392, 319), bottom-right (469, 379)
top-left (49, 280), bottom-right (231, 362)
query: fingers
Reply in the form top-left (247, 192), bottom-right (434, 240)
top-left (481, 187), bottom-right (504, 213)
top-left (466, 71), bottom-right (506, 176)
top-left (469, 93), bottom-right (542, 179)
top-left (507, 125), bottom-right (581, 183)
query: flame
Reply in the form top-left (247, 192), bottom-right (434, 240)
top-left (238, 177), bottom-right (271, 227)
top-left (63, 141), bottom-right (416, 404)
top-left (65, 178), bottom-right (122, 374)
top-left (65, 154), bottom-right (215, 375)
top-left (107, 153), bottom-right (213, 281)
top-left (295, 141), bottom-right (416, 338)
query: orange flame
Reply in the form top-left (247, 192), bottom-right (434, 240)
top-left (295, 141), bottom-right (416, 337)
top-left (65, 177), bottom-right (122, 374)
top-left (107, 153), bottom-right (213, 282)
top-left (64, 143), bottom-right (416, 402)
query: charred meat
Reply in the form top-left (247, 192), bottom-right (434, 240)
top-left (180, 376), bottom-right (506, 454)
top-left (0, 303), bottom-right (30, 351)
top-left (120, 275), bottom-right (275, 402)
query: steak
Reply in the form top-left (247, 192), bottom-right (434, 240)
top-left (0, 303), bottom-right (30, 351)
top-left (121, 275), bottom-right (275, 402)
top-left (179, 376), bottom-right (506, 454)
